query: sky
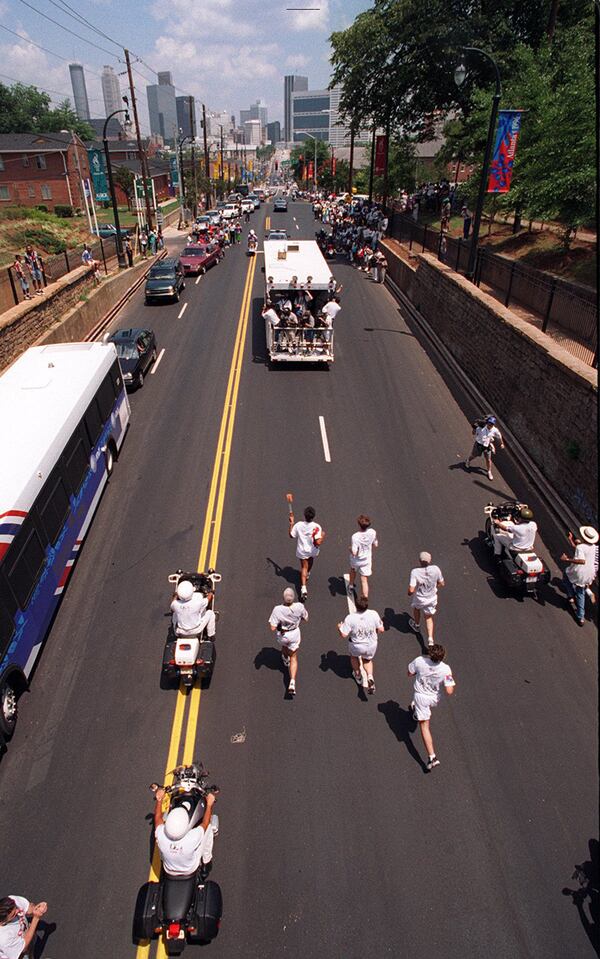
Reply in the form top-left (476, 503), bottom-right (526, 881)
top-left (0, 0), bottom-right (372, 135)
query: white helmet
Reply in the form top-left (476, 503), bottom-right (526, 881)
top-left (164, 807), bottom-right (189, 841)
top-left (176, 580), bottom-right (194, 602)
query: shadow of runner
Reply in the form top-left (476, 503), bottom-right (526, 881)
top-left (254, 645), bottom-right (288, 694)
top-left (562, 838), bottom-right (599, 958)
top-left (320, 650), bottom-right (368, 702)
top-left (377, 700), bottom-right (428, 773)
top-left (266, 557), bottom-right (299, 590)
top-left (32, 921), bottom-right (57, 958)
top-left (328, 575), bottom-right (347, 597)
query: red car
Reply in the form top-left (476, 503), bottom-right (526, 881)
top-left (179, 242), bottom-right (222, 276)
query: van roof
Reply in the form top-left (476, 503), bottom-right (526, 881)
top-left (263, 239), bottom-right (333, 290)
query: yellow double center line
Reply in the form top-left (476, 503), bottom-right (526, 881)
top-left (136, 252), bottom-right (257, 959)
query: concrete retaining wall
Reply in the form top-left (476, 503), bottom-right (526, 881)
top-left (382, 241), bottom-right (598, 525)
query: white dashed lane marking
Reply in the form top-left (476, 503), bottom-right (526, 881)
top-left (151, 348), bottom-right (165, 374)
top-left (319, 415), bottom-right (331, 462)
top-left (177, 302), bottom-right (188, 319)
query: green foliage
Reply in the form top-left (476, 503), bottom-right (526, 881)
top-left (54, 205), bottom-right (74, 218)
top-left (0, 205), bottom-right (53, 223)
top-left (0, 83), bottom-right (94, 139)
top-left (23, 227), bottom-right (66, 253)
top-left (112, 166), bottom-right (136, 207)
top-left (289, 141), bottom-right (332, 184)
top-left (257, 144), bottom-right (275, 161)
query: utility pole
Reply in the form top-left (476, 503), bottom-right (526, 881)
top-left (219, 126), bottom-right (224, 199)
top-left (124, 48), bottom-right (153, 231)
top-left (202, 103), bottom-right (211, 208)
top-left (188, 98), bottom-right (197, 214)
top-left (347, 124), bottom-right (355, 196)
top-left (368, 122), bottom-right (376, 203)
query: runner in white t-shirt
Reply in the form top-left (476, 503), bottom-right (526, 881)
top-left (348, 514), bottom-right (378, 599)
top-left (407, 644), bottom-right (455, 771)
top-left (0, 895), bottom-right (47, 959)
top-left (338, 596), bottom-right (384, 693)
top-left (268, 587), bottom-right (308, 696)
top-left (289, 505), bottom-right (325, 601)
top-left (408, 551), bottom-right (445, 646)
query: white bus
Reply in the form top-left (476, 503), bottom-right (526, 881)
top-left (0, 342), bottom-right (130, 748)
top-left (264, 239), bottom-right (336, 363)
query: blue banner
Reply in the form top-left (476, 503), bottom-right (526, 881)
top-left (170, 155), bottom-right (179, 188)
top-left (87, 149), bottom-right (110, 202)
top-left (487, 110), bottom-right (523, 194)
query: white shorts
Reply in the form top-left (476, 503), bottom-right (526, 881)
top-left (413, 692), bottom-right (439, 721)
top-left (412, 600), bottom-right (437, 617)
top-left (275, 629), bottom-right (301, 652)
top-left (347, 639), bottom-right (377, 660)
top-left (350, 557), bottom-right (372, 577)
top-left (296, 547), bottom-right (319, 560)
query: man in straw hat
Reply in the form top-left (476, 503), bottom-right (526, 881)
top-left (560, 526), bottom-right (599, 626)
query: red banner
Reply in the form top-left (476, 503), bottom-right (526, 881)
top-left (487, 110), bottom-right (523, 193)
top-left (307, 161), bottom-right (314, 179)
top-left (374, 135), bottom-right (388, 176)
top-left (331, 156), bottom-right (336, 175)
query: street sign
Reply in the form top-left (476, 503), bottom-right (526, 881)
top-left (156, 210), bottom-right (164, 226)
top-left (87, 149), bottom-right (109, 203)
top-left (135, 178), bottom-right (153, 201)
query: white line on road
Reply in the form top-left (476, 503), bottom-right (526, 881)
top-left (319, 415), bottom-right (331, 462)
top-left (151, 348), bottom-right (165, 375)
top-left (295, 224), bottom-right (300, 231)
top-left (293, 216), bottom-right (296, 221)
top-left (343, 574), bottom-right (357, 615)
top-left (177, 303), bottom-right (188, 319)
top-left (195, 275), bottom-right (201, 285)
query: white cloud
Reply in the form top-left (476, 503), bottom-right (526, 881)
top-left (288, 0), bottom-right (330, 32)
top-left (151, 0), bottom-right (256, 39)
top-left (285, 53), bottom-right (309, 69)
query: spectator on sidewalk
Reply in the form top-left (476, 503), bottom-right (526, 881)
top-left (81, 245), bottom-right (100, 285)
top-left (461, 204), bottom-right (472, 239)
top-left (561, 527), bottom-right (598, 626)
top-left (12, 254), bottom-right (32, 300)
top-left (157, 229), bottom-right (164, 250)
top-left (148, 229), bottom-right (157, 255)
top-left (408, 644), bottom-right (455, 771)
top-left (24, 244), bottom-right (44, 295)
top-left (408, 551), bottom-right (445, 647)
top-left (124, 238), bottom-right (134, 268)
top-left (139, 231), bottom-right (148, 258)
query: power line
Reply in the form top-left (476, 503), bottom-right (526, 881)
top-left (49, 0), bottom-right (123, 51)
top-left (0, 24), bottom-right (103, 78)
top-left (16, 0), bottom-right (119, 58)
top-left (0, 70), bottom-right (103, 102)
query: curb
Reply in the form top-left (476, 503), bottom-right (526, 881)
top-left (86, 251), bottom-right (167, 342)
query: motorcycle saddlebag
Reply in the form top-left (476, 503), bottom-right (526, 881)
top-left (188, 879), bottom-right (223, 943)
top-left (198, 639), bottom-right (215, 669)
top-left (133, 881), bottom-right (161, 941)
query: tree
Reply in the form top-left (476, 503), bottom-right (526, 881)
top-left (113, 166), bottom-right (135, 209)
top-left (289, 140), bottom-right (331, 186)
top-left (257, 144), bottom-right (275, 161)
top-left (0, 82), bottom-right (93, 139)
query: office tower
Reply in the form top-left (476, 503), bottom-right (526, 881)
top-left (69, 63), bottom-right (91, 121)
top-left (283, 75), bottom-right (308, 142)
top-left (176, 96), bottom-right (196, 139)
top-left (266, 121), bottom-right (281, 143)
top-left (291, 87), bottom-right (330, 142)
top-left (101, 65), bottom-right (122, 118)
top-left (146, 72), bottom-right (177, 145)
top-left (243, 119), bottom-right (262, 145)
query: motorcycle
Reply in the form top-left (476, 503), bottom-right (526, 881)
top-left (247, 236), bottom-right (257, 255)
top-left (134, 763), bottom-right (222, 955)
top-left (483, 501), bottom-right (550, 596)
top-left (162, 569), bottom-right (221, 690)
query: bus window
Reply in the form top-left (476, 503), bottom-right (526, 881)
top-left (0, 597), bottom-right (15, 655)
top-left (84, 399), bottom-right (103, 448)
top-left (6, 523), bottom-right (46, 609)
top-left (38, 470), bottom-right (70, 546)
top-left (64, 428), bottom-right (89, 494)
top-left (109, 359), bottom-right (123, 395)
top-left (97, 372), bottom-right (117, 422)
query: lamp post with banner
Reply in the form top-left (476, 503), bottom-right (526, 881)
top-left (103, 98), bottom-right (130, 269)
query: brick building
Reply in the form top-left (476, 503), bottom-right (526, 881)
top-left (0, 132), bottom-right (91, 211)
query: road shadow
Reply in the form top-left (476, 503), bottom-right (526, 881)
top-left (464, 533), bottom-right (567, 610)
top-left (320, 650), bottom-right (367, 701)
top-left (251, 295), bottom-right (268, 363)
top-left (32, 921), bottom-right (57, 958)
top-left (377, 700), bottom-right (428, 773)
top-left (562, 838), bottom-right (599, 957)
top-left (363, 327), bottom-right (414, 336)
top-left (254, 645), bottom-right (289, 694)
top-left (328, 575), bottom-right (347, 597)
top-left (471, 478), bottom-right (518, 500)
top-left (266, 557), bottom-right (299, 589)
top-left (383, 606), bottom-right (416, 637)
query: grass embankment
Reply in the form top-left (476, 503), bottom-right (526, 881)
top-left (417, 212), bottom-right (595, 288)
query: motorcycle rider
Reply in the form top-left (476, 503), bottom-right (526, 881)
top-left (171, 580), bottom-right (216, 639)
top-left (247, 229), bottom-right (257, 252)
top-left (491, 506), bottom-right (538, 558)
top-left (154, 785), bottom-right (218, 881)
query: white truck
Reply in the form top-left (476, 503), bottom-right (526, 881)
top-left (263, 239), bottom-right (336, 364)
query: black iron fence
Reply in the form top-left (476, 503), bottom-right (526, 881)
top-left (386, 210), bottom-right (598, 368)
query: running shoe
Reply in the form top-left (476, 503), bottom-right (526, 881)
top-left (408, 618), bottom-right (420, 632)
top-left (288, 679), bottom-right (296, 695)
top-left (426, 756), bottom-right (440, 771)
top-left (353, 670), bottom-right (362, 686)
top-left (300, 587), bottom-right (308, 601)
top-left (367, 676), bottom-right (376, 695)
top-left (281, 652), bottom-right (290, 667)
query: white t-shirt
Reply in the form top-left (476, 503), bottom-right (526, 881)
top-left (263, 308), bottom-right (280, 327)
top-left (155, 823), bottom-right (205, 876)
top-left (566, 543), bottom-right (596, 587)
top-left (269, 602), bottom-right (308, 633)
top-left (409, 565), bottom-right (444, 608)
top-left (339, 609), bottom-right (383, 653)
top-left (171, 592), bottom-right (208, 633)
top-left (0, 896), bottom-right (29, 959)
top-left (350, 528), bottom-right (378, 565)
top-left (408, 655), bottom-right (455, 701)
top-left (322, 301), bottom-right (341, 321)
top-left (474, 424), bottom-right (502, 447)
top-left (502, 521), bottom-right (537, 551)
top-left (291, 520), bottom-right (322, 559)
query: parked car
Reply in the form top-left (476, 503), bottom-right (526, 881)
top-left (247, 194), bottom-right (260, 209)
top-left (144, 258), bottom-right (185, 303)
top-left (179, 243), bottom-right (221, 276)
top-left (205, 210), bottom-right (222, 226)
top-left (240, 198), bottom-right (254, 214)
top-left (221, 203), bottom-right (238, 220)
top-left (92, 224), bottom-right (130, 239)
top-left (108, 328), bottom-right (157, 388)
top-left (273, 197), bottom-right (288, 212)
top-left (194, 215), bottom-right (211, 233)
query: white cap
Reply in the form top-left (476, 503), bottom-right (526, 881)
top-left (283, 588), bottom-right (295, 604)
top-left (164, 807), bottom-right (189, 841)
top-left (579, 526), bottom-right (599, 545)
top-left (419, 551), bottom-right (432, 564)
top-left (176, 580), bottom-right (194, 602)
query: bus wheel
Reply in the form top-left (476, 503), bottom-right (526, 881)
top-left (105, 443), bottom-right (115, 476)
top-left (0, 679), bottom-right (18, 739)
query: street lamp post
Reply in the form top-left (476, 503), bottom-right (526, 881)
top-left (103, 100), bottom-right (130, 269)
top-left (300, 132), bottom-right (318, 191)
top-left (455, 48), bottom-right (502, 281)
top-left (178, 132), bottom-right (192, 225)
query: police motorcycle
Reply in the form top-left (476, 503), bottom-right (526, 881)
top-left (133, 763), bottom-right (222, 954)
top-left (247, 231), bottom-right (258, 255)
top-left (162, 570), bottom-right (221, 690)
top-left (483, 501), bottom-right (550, 596)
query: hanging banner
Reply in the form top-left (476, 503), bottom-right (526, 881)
top-left (374, 135), bottom-right (388, 176)
top-left (87, 149), bottom-right (109, 202)
top-left (487, 110), bottom-right (524, 193)
top-left (331, 156), bottom-right (337, 176)
top-left (169, 155), bottom-right (179, 188)
top-left (307, 161), bottom-right (314, 179)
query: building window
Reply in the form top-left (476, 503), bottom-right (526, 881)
top-left (0, 186), bottom-right (9, 200)
top-left (293, 114), bottom-right (330, 130)
top-left (35, 155), bottom-right (47, 169)
top-left (22, 154), bottom-right (30, 167)
top-left (41, 184), bottom-right (52, 200)
top-left (292, 96), bottom-right (330, 114)
top-left (28, 185), bottom-right (35, 198)
top-left (0, 155), bottom-right (4, 171)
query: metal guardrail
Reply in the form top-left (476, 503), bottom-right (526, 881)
top-left (386, 209), bottom-right (598, 368)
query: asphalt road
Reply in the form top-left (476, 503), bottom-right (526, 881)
top-left (0, 198), bottom-right (597, 959)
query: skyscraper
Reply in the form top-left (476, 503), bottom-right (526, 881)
top-left (146, 72), bottom-right (177, 145)
top-left (69, 63), bottom-right (91, 121)
top-left (101, 65), bottom-right (122, 118)
top-left (284, 75), bottom-right (308, 142)
top-left (176, 96), bottom-right (196, 139)
top-left (266, 121), bottom-right (281, 144)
